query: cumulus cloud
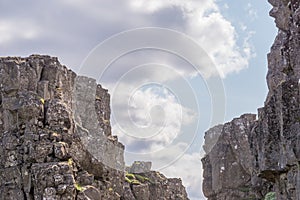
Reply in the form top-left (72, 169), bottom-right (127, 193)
top-left (126, 0), bottom-right (253, 77)
top-left (112, 85), bottom-right (196, 153)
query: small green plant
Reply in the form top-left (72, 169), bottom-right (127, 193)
top-left (125, 177), bottom-right (132, 183)
top-left (131, 180), bottom-right (141, 185)
top-left (125, 173), bottom-right (136, 180)
top-left (264, 192), bottom-right (276, 200)
top-left (135, 174), bottom-right (150, 183)
top-left (75, 183), bottom-right (83, 191)
top-left (125, 174), bottom-right (141, 185)
top-left (68, 158), bottom-right (73, 166)
top-left (108, 187), bottom-right (113, 192)
top-left (40, 98), bottom-right (45, 104)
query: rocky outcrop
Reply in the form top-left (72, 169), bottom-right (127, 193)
top-left (0, 55), bottom-right (189, 200)
top-left (125, 162), bottom-right (189, 200)
top-left (127, 161), bottom-right (152, 174)
top-left (202, 115), bottom-right (272, 200)
top-left (202, 0), bottom-right (300, 199)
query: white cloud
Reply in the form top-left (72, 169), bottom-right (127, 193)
top-left (111, 85), bottom-right (196, 153)
top-left (0, 20), bottom-right (40, 44)
top-left (22, 0), bottom-right (253, 79)
top-left (246, 3), bottom-right (258, 21)
top-left (129, 0), bottom-right (167, 13)
top-left (243, 30), bottom-right (256, 59)
top-left (125, 0), bottom-right (253, 77)
top-left (0, 0), bottom-right (254, 78)
top-left (223, 3), bottom-right (229, 10)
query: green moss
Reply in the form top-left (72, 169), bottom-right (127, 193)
top-left (239, 186), bottom-right (250, 192)
top-left (125, 177), bottom-right (132, 183)
top-left (75, 183), bottom-right (83, 191)
top-left (125, 173), bottom-right (136, 180)
top-left (264, 192), bottom-right (276, 200)
top-left (125, 175), bottom-right (141, 185)
top-left (37, 96), bottom-right (45, 104)
top-left (68, 158), bottom-right (73, 166)
top-left (131, 180), bottom-right (141, 185)
top-left (134, 174), bottom-right (150, 183)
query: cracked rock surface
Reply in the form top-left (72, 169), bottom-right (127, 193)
top-left (0, 55), bottom-right (189, 200)
top-left (202, 0), bottom-right (300, 199)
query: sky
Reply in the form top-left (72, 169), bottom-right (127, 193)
top-left (0, 0), bottom-right (277, 199)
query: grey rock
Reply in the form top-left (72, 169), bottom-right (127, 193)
top-left (77, 186), bottom-right (101, 200)
top-left (0, 55), bottom-right (189, 200)
top-left (202, 1), bottom-right (300, 199)
top-left (128, 161), bottom-right (152, 174)
top-left (203, 124), bottom-right (223, 154)
top-left (124, 171), bottom-right (189, 200)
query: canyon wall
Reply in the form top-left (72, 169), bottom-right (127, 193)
top-left (0, 55), bottom-right (189, 200)
top-left (202, 0), bottom-right (300, 199)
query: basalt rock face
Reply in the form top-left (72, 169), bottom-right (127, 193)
top-left (202, 0), bottom-right (300, 200)
top-left (0, 55), bottom-right (189, 200)
top-left (125, 162), bottom-right (189, 200)
top-left (202, 115), bottom-right (272, 200)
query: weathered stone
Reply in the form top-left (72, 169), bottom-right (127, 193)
top-left (202, 1), bottom-right (300, 199)
top-left (77, 186), bottom-right (101, 200)
top-left (132, 184), bottom-right (150, 200)
top-left (54, 142), bottom-right (69, 160)
top-left (128, 161), bottom-right (152, 174)
top-left (123, 170), bottom-right (189, 200)
top-left (0, 55), bottom-right (189, 200)
top-left (203, 124), bottom-right (223, 154)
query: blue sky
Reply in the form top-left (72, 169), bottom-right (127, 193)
top-left (0, 0), bottom-right (277, 199)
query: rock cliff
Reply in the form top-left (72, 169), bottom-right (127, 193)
top-left (202, 0), bottom-right (300, 199)
top-left (0, 55), bottom-right (189, 200)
